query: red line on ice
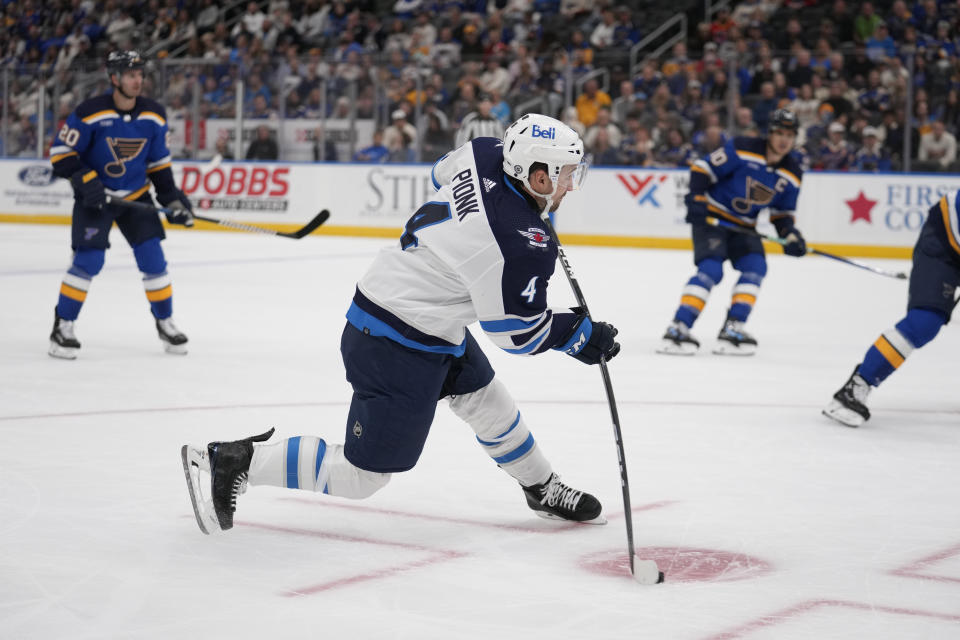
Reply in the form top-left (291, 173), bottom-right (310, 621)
top-left (707, 599), bottom-right (960, 639)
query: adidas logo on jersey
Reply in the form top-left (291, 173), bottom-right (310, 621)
top-left (530, 124), bottom-right (555, 139)
top-left (483, 178), bottom-right (497, 193)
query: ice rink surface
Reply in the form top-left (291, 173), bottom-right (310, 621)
top-left (1, 222), bottom-right (958, 639)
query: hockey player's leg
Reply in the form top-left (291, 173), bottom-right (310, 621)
top-left (448, 377), bottom-right (604, 524)
top-left (714, 251), bottom-right (765, 355)
top-left (50, 248), bottom-right (105, 359)
top-left (181, 428), bottom-right (276, 533)
top-left (181, 429), bottom-right (391, 534)
top-left (132, 238), bottom-right (188, 354)
top-left (825, 223), bottom-right (956, 427)
top-left (823, 308), bottom-right (946, 427)
top-left (658, 257), bottom-right (722, 355)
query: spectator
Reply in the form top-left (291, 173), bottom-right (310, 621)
top-left (590, 9), bottom-right (616, 49)
top-left (634, 62), bottom-right (662, 98)
top-left (752, 82), bottom-right (779, 132)
top-left (213, 134), bottom-right (235, 161)
top-left (387, 130), bottom-right (416, 163)
top-left (480, 57), bottom-right (511, 97)
top-left (589, 128), bottom-right (622, 166)
top-left (421, 113), bottom-right (452, 162)
top-left (575, 78), bottom-right (612, 128)
top-left (865, 23), bottom-right (897, 62)
top-left (353, 130), bottom-right (390, 163)
top-left (786, 50), bottom-right (815, 89)
top-left (583, 107), bottom-right (622, 152)
top-left (735, 106), bottom-right (759, 136)
top-left (384, 108), bottom-right (418, 153)
top-left (817, 122), bottom-right (854, 170)
top-left (312, 125), bottom-right (338, 162)
top-left (829, 0), bottom-right (856, 44)
top-left (886, 0), bottom-right (915, 41)
top-left (853, 2), bottom-right (883, 43)
top-left (562, 105), bottom-right (586, 137)
top-left (654, 128), bottom-right (695, 167)
top-left (917, 120), bottom-right (957, 169)
top-left (246, 125), bottom-right (279, 160)
top-left (853, 126), bottom-right (892, 171)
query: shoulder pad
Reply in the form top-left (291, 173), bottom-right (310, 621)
top-left (74, 94), bottom-right (117, 119)
top-left (136, 97), bottom-right (167, 119)
top-left (733, 136), bottom-right (766, 154)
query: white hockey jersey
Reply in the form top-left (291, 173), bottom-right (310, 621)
top-left (347, 138), bottom-right (582, 357)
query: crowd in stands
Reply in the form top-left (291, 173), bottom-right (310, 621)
top-left (3, 0), bottom-right (960, 171)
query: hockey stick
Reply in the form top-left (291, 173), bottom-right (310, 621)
top-left (706, 217), bottom-right (909, 280)
top-left (539, 213), bottom-right (664, 585)
top-left (106, 195), bottom-right (330, 239)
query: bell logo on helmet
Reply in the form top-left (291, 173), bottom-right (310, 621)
top-left (530, 124), bottom-right (556, 139)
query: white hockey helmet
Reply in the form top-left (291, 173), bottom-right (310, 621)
top-left (502, 113), bottom-right (587, 198)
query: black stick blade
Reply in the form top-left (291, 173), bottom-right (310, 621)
top-left (282, 209), bottom-right (330, 239)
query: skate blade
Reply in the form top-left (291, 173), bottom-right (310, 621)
top-left (822, 401), bottom-right (865, 428)
top-left (181, 444), bottom-right (219, 534)
top-left (712, 341), bottom-right (756, 356)
top-left (655, 340), bottom-right (698, 356)
top-left (534, 511), bottom-right (608, 525)
top-left (163, 342), bottom-right (188, 355)
top-left (48, 342), bottom-right (79, 359)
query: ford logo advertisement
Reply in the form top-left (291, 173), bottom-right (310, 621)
top-left (18, 165), bottom-right (56, 187)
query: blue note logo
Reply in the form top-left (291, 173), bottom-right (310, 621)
top-left (530, 124), bottom-right (555, 139)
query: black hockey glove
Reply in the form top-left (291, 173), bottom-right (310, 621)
top-left (781, 227), bottom-right (807, 257)
top-left (685, 201), bottom-right (708, 225)
top-left (565, 315), bottom-right (621, 365)
top-left (70, 170), bottom-right (106, 211)
top-left (158, 190), bottom-right (195, 227)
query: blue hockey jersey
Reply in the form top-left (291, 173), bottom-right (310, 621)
top-left (50, 93), bottom-right (175, 200)
top-left (931, 190), bottom-right (960, 259)
top-left (688, 136), bottom-right (804, 230)
top-left (349, 138), bottom-right (582, 357)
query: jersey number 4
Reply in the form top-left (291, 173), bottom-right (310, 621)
top-left (401, 202), bottom-right (452, 250)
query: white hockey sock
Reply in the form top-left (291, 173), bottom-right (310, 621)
top-left (248, 437), bottom-right (390, 499)
top-left (447, 378), bottom-right (551, 487)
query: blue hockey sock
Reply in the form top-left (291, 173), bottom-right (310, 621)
top-left (857, 308), bottom-right (945, 386)
top-left (673, 259), bottom-right (722, 328)
top-left (56, 249), bottom-right (105, 320)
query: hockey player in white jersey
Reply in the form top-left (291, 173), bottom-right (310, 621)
top-left (182, 114), bottom-right (621, 534)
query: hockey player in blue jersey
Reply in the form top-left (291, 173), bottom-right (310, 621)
top-left (823, 190), bottom-right (960, 427)
top-left (48, 50), bottom-right (194, 359)
top-left (181, 115), bottom-right (621, 534)
top-left (658, 108), bottom-right (808, 356)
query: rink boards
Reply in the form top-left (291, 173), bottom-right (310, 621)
top-left (2, 158), bottom-right (959, 258)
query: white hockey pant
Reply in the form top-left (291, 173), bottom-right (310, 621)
top-left (248, 436), bottom-right (390, 499)
top-left (447, 378), bottom-right (551, 487)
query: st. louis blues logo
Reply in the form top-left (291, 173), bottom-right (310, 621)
top-left (518, 227), bottom-right (550, 248)
top-left (104, 137), bottom-right (147, 178)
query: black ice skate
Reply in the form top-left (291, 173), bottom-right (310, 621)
top-left (181, 428), bottom-right (275, 534)
top-left (714, 318), bottom-right (757, 355)
top-left (823, 366), bottom-right (872, 428)
top-left (522, 473), bottom-right (605, 524)
top-left (656, 321), bottom-right (700, 355)
top-left (48, 308), bottom-right (81, 359)
top-left (156, 317), bottom-right (188, 355)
